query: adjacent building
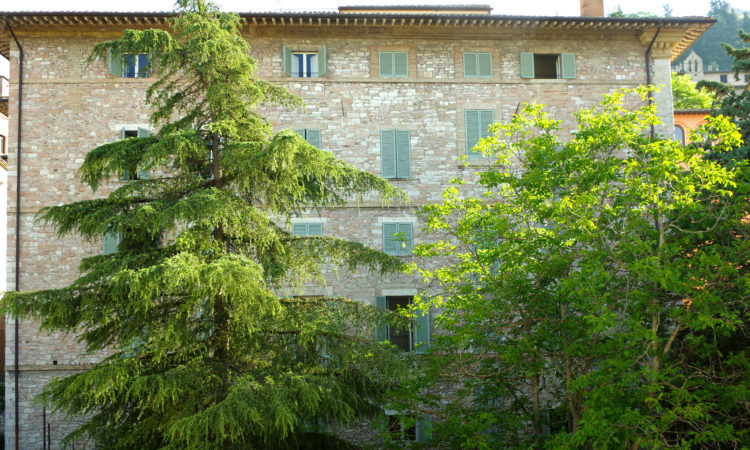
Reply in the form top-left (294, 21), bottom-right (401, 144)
top-left (0, 3), bottom-right (712, 448)
top-left (674, 49), bottom-right (749, 92)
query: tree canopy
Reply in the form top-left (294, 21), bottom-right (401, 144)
top-left (672, 72), bottom-right (715, 109)
top-left (2, 1), bottom-right (408, 448)
top-left (406, 88), bottom-right (750, 448)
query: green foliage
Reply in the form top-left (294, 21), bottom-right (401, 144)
top-left (609, 6), bottom-right (658, 18)
top-left (672, 73), bottom-right (715, 109)
top-left (2, 1), bottom-right (409, 448)
top-left (407, 87), bottom-right (750, 448)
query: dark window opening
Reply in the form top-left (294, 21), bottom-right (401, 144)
top-left (389, 416), bottom-right (416, 441)
top-left (387, 296), bottom-right (413, 352)
top-left (534, 54), bottom-right (558, 79)
top-left (720, 74), bottom-right (728, 83)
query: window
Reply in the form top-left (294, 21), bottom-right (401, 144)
top-left (0, 135), bottom-right (5, 155)
top-left (292, 223), bottom-right (323, 236)
top-left (375, 295), bottom-right (430, 353)
top-left (119, 128), bottom-right (151, 181)
top-left (382, 222), bottom-right (413, 255)
top-left (520, 53), bottom-right (576, 79)
top-left (108, 51), bottom-right (151, 78)
top-left (283, 46), bottom-right (327, 78)
top-left (379, 51), bottom-right (408, 78)
top-left (293, 129), bottom-right (322, 148)
top-left (380, 130), bottom-right (411, 178)
top-left (745, 74), bottom-right (749, 83)
top-left (465, 109), bottom-right (494, 158)
top-left (720, 74), bottom-right (728, 83)
top-left (674, 125), bottom-right (685, 145)
top-left (463, 52), bottom-right (492, 78)
top-left (103, 230), bottom-right (121, 255)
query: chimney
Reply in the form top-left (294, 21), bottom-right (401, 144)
top-left (580, 0), bottom-right (604, 17)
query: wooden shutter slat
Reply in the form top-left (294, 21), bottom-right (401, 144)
top-left (379, 51), bottom-right (393, 77)
top-left (136, 127), bottom-right (150, 179)
top-left (395, 130), bottom-right (410, 178)
top-left (307, 223), bottom-right (323, 236)
top-left (283, 46), bottom-right (292, 76)
top-left (108, 48), bottom-right (123, 77)
top-left (480, 110), bottom-right (495, 140)
top-left (318, 45), bottom-right (327, 76)
top-left (394, 52), bottom-right (408, 77)
top-left (292, 224), bottom-right (307, 236)
top-left (381, 130), bottom-right (396, 178)
top-left (306, 129), bottom-right (322, 148)
top-left (520, 52), bottom-right (534, 78)
top-left (103, 231), bottom-right (120, 255)
top-left (465, 110), bottom-right (481, 157)
top-left (477, 52), bottom-right (492, 77)
top-left (383, 223), bottom-right (399, 255)
top-left (561, 53), bottom-right (576, 79)
top-left (463, 52), bottom-right (477, 77)
top-left (399, 223), bottom-right (413, 254)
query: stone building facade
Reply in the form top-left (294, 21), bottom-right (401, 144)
top-left (0, 5), bottom-right (711, 448)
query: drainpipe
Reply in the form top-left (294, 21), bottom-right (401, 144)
top-left (645, 22), bottom-right (663, 139)
top-left (5, 15), bottom-right (24, 450)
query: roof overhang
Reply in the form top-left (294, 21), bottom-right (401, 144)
top-left (0, 11), bottom-right (714, 62)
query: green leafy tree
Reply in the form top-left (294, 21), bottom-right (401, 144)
top-left (672, 72), bottom-right (715, 109)
top-left (407, 88), bottom-right (749, 448)
top-left (2, 1), bottom-right (408, 448)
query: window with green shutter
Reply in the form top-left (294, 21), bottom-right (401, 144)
top-left (374, 295), bottom-right (430, 354)
top-left (382, 222), bottom-right (413, 255)
top-left (380, 130), bottom-right (411, 179)
top-left (465, 109), bottom-right (495, 158)
top-left (293, 129), bottom-right (322, 148)
top-left (379, 51), bottom-right (408, 78)
top-left (520, 53), bottom-right (576, 79)
top-left (292, 223), bottom-right (323, 236)
top-left (463, 52), bottom-right (492, 78)
top-left (283, 46), bottom-right (327, 78)
top-left (108, 51), bottom-right (151, 78)
top-left (119, 127), bottom-right (151, 180)
top-left (103, 230), bottom-right (121, 255)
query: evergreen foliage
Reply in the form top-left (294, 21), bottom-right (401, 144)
top-left (2, 1), bottom-right (409, 448)
top-left (405, 88), bottom-right (750, 448)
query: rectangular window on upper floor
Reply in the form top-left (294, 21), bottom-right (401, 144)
top-left (520, 53), bottom-right (576, 79)
top-left (463, 52), bottom-right (492, 78)
top-left (283, 46), bottom-right (327, 78)
top-left (374, 295), bottom-right (429, 354)
top-left (465, 109), bottom-right (494, 158)
top-left (293, 129), bottom-right (322, 148)
top-left (119, 127), bottom-right (151, 181)
top-left (380, 130), bottom-right (411, 179)
top-left (292, 223), bottom-right (323, 237)
top-left (109, 51), bottom-right (151, 78)
top-left (103, 230), bottom-right (122, 255)
top-left (382, 222), bottom-right (413, 256)
top-left (720, 74), bottom-right (728, 83)
top-left (379, 51), bottom-right (409, 78)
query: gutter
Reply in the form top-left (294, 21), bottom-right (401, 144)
top-left (4, 15), bottom-right (23, 450)
top-left (645, 21), bottom-right (663, 139)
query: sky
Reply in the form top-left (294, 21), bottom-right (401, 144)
top-left (1, 0), bottom-right (748, 76)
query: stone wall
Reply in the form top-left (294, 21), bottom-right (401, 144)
top-left (4, 25), bottom-right (666, 448)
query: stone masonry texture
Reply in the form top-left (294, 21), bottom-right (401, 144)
top-left (2, 18), bottom-right (679, 449)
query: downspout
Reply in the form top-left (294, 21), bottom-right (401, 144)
top-left (5, 15), bottom-right (24, 450)
top-left (645, 21), bottom-right (663, 139)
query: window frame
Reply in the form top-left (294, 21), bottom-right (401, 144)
top-left (382, 222), bottom-right (413, 256)
top-left (283, 45), bottom-right (327, 78)
top-left (380, 129), bottom-right (411, 179)
top-left (375, 294), bottom-right (430, 354)
top-left (292, 222), bottom-right (323, 237)
top-left (464, 109), bottom-right (495, 158)
top-left (378, 51), bottom-right (409, 78)
top-left (119, 127), bottom-right (151, 181)
top-left (463, 51), bottom-right (493, 78)
top-left (293, 128), bottom-right (323, 148)
top-left (520, 52), bottom-right (576, 79)
top-left (109, 50), bottom-right (151, 79)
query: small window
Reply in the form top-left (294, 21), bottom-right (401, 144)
top-left (463, 52), bottom-right (492, 78)
top-left (103, 230), bottom-right (122, 255)
top-left (375, 295), bottom-right (430, 354)
top-left (109, 51), bottom-right (151, 78)
top-left (283, 46), bottom-right (327, 78)
top-left (379, 51), bottom-right (408, 78)
top-left (674, 125), bottom-right (685, 145)
top-left (119, 127), bottom-right (151, 181)
top-left (293, 129), bottom-right (322, 148)
top-left (520, 52), bottom-right (576, 79)
top-left (720, 74), bottom-right (728, 83)
top-left (292, 223), bottom-right (323, 236)
top-left (465, 109), bottom-right (494, 158)
top-left (388, 415), bottom-right (416, 441)
top-left (380, 130), bottom-right (411, 179)
top-left (745, 74), bottom-right (749, 82)
top-left (0, 135), bottom-right (5, 155)
top-left (382, 222), bottom-right (413, 255)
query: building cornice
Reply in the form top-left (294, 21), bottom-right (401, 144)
top-left (0, 11), bottom-right (714, 62)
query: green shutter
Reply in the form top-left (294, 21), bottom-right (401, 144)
top-left (317, 45), bottom-right (327, 76)
top-left (292, 224), bottom-right (307, 236)
top-left (398, 223), bottom-right (413, 255)
top-left (283, 46), bottom-right (292, 76)
top-left (561, 53), bottom-right (576, 79)
top-left (463, 52), bottom-right (478, 77)
top-left (395, 130), bottom-right (410, 178)
top-left (375, 296), bottom-right (388, 341)
top-left (465, 110), bottom-right (481, 157)
top-left (306, 129), bottom-right (322, 148)
top-left (383, 223), bottom-right (399, 255)
top-left (414, 309), bottom-right (430, 354)
top-left (381, 130), bottom-right (396, 178)
top-left (478, 52), bottom-right (492, 78)
top-left (103, 231), bottom-right (120, 255)
top-left (416, 416), bottom-right (433, 443)
top-left (520, 52), bottom-right (534, 78)
top-left (480, 110), bottom-right (495, 141)
top-left (307, 223), bottom-right (323, 236)
top-left (136, 127), bottom-right (150, 180)
top-left (379, 52), bottom-right (393, 77)
top-left (293, 129), bottom-right (305, 137)
top-left (394, 52), bottom-right (408, 77)
top-left (119, 128), bottom-right (130, 180)
top-left (108, 49), bottom-right (123, 77)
